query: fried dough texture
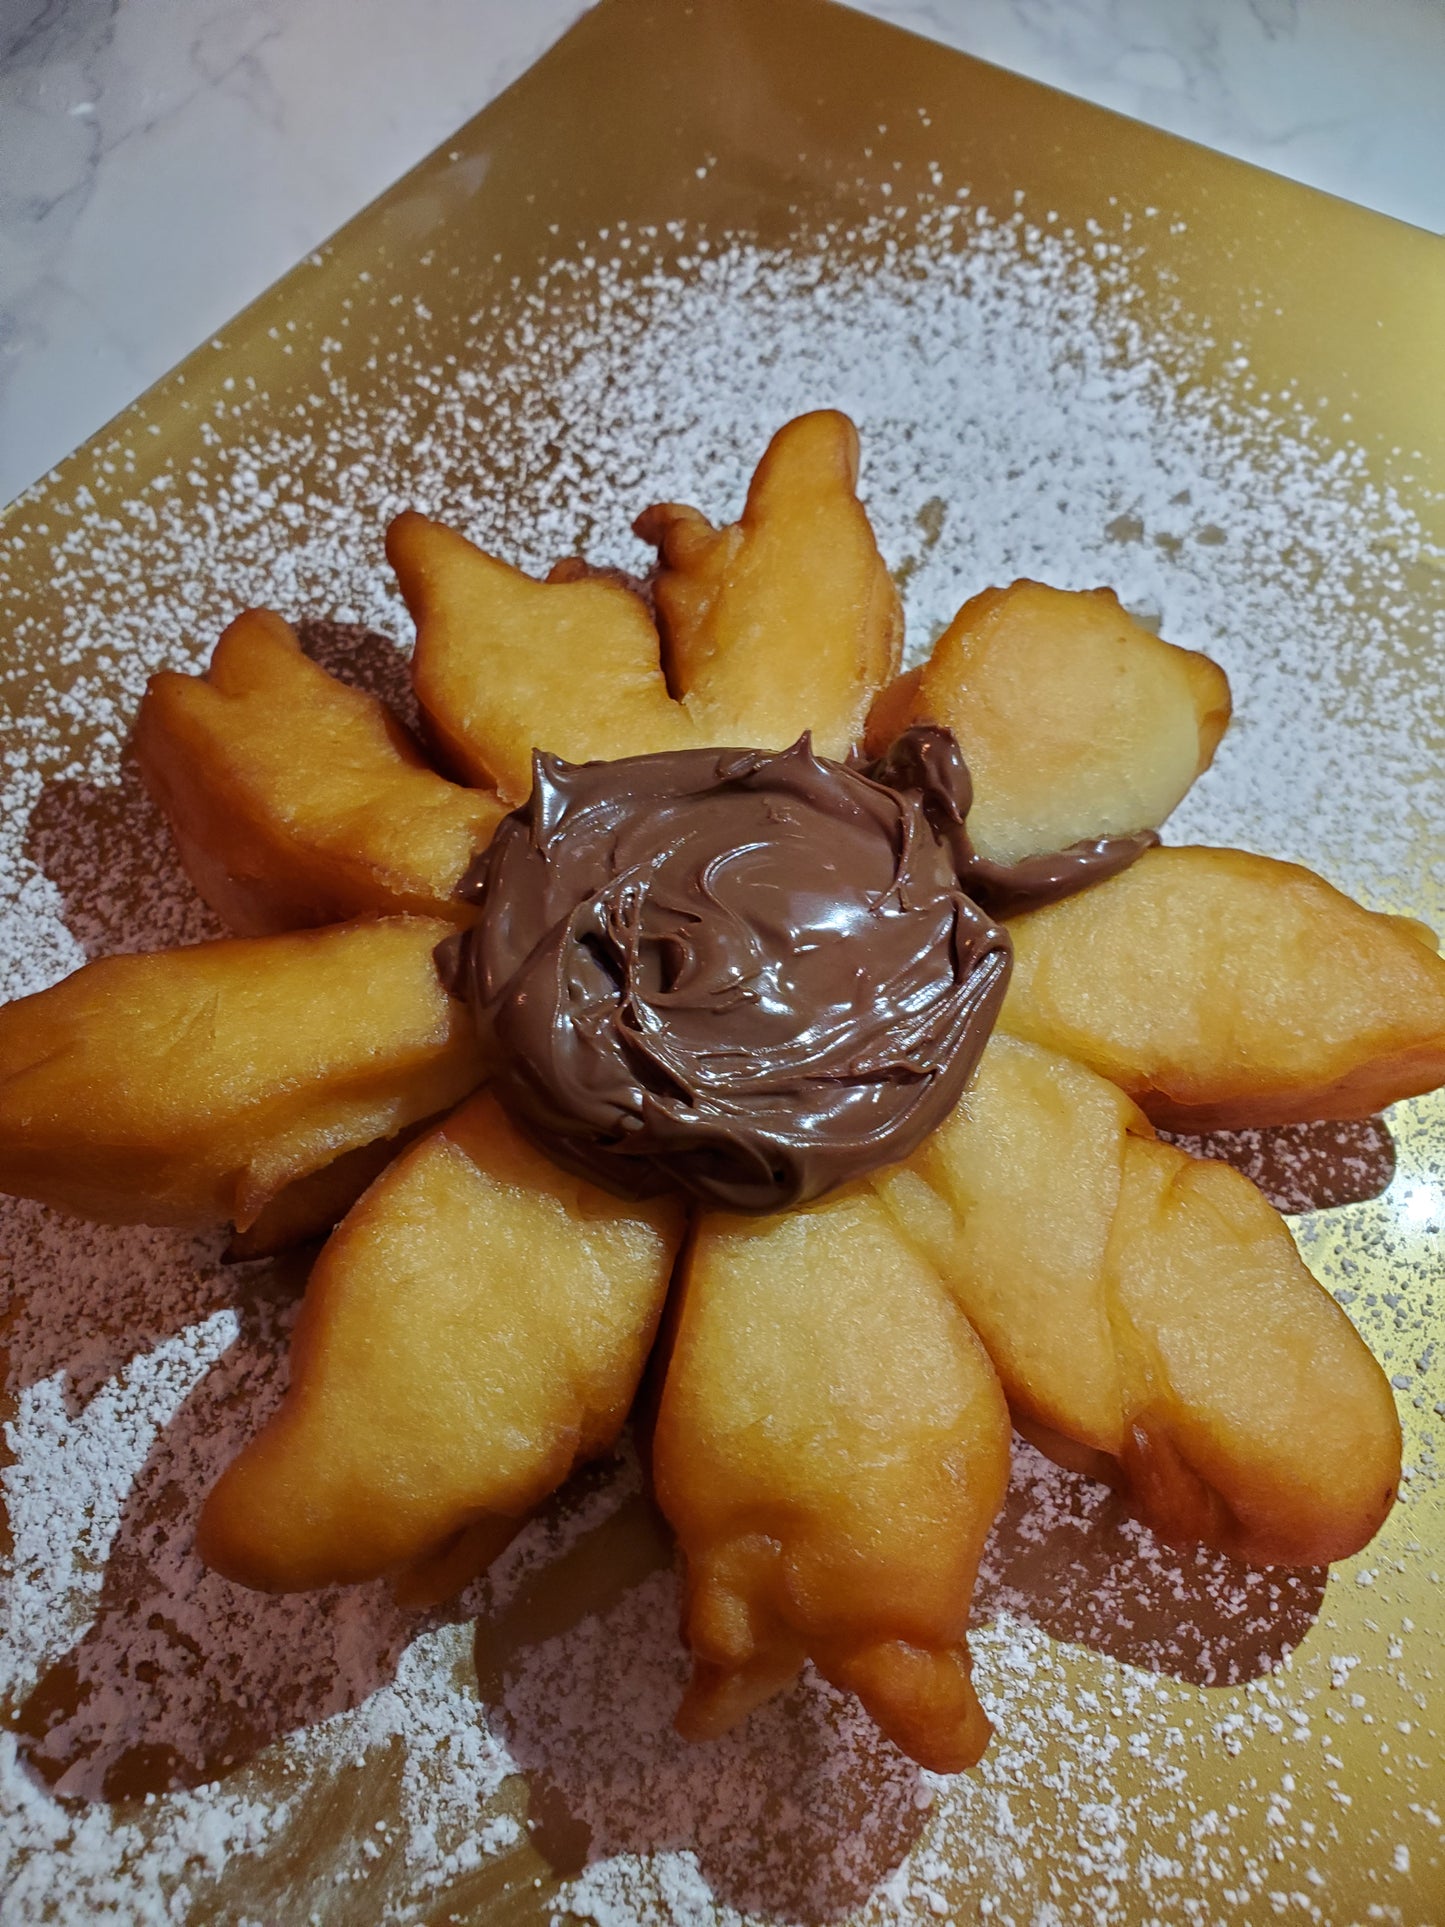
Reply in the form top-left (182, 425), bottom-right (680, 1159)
top-left (199, 1090), bottom-right (684, 1603)
top-left (866, 580), bottom-right (1229, 863)
top-left (875, 1033), bottom-right (1401, 1566)
top-left (1002, 846), bottom-right (1445, 1127)
top-left (0, 918), bottom-right (482, 1229)
top-left (652, 1187), bottom-right (1010, 1771)
top-left (393, 411), bottom-right (899, 798)
top-left (637, 409), bottom-right (902, 759)
top-left (393, 509), bottom-right (695, 798)
top-left (135, 608), bottom-right (501, 933)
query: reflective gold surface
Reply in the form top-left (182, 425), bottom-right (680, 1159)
top-left (2, 0), bottom-right (1441, 1919)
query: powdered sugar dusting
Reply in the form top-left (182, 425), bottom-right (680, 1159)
top-left (2, 194), bottom-right (1442, 1920)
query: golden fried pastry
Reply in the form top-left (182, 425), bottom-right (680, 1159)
top-left (394, 511), bottom-right (696, 798)
top-left (225, 1123), bottom-right (430, 1260)
top-left (200, 1089), bottom-right (683, 1601)
top-left (1100, 1133), bottom-right (1400, 1564)
top-left (637, 409), bottom-right (902, 759)
top-left (876, 1033), bottom-right (1401, 1565)
top-left (866, 581), bottom-right (1229, 863)
top-left (0, 413), bottom-right (1430, 1782)
top-left (1002, 845), bottom-right (1445, 1127)
top-left (874, 1033), bottom-right (1141, 1461)
top-left (394, 411), bottom-right (899, 799)
top-left (0, 918), bottom-right (481, 1229)
top-left (135, 608), bottom-right (501, 933)
top-left (652, 1185), bottom-right (1009, 1771)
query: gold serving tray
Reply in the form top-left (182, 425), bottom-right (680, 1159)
top-left (2, 1), bottom-right (1442, 1920)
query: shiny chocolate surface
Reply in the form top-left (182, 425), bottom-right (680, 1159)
top-left (444, 730), bottom-right (1012, 1210)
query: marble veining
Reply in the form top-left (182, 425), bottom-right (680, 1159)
top-left (0, 0), bottom-right (593, 505)
top-left (1, 0), bottom-right (1441, 506)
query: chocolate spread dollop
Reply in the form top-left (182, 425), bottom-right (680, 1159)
top-left (442, 730), bottom-right (1013, 1212)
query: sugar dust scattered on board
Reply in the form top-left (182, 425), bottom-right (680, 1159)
top-left (1, 187), bottom-right (1442, 1923)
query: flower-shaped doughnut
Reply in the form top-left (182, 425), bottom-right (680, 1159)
top-left (1, 413), bottom-right (1439, 1774)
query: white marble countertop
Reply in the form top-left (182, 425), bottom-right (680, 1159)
top-left (2, 0), bottom-right (1441, 508)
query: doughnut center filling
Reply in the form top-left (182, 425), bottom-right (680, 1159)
top-left (442, 729), bottom-right (1015, 1211)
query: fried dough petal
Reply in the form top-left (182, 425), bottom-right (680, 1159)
top-left (653, 1186), bottom-right (1010, 1771)
top-left (877, 1033), bottom-right (1402, 1566)
top-left (0, 918), bottom-right (482, 1229)
top-left (1002, 846), bottom-right (1445, 1128)
top-left (866, 580), bottom-right (1229, 863)
top-left (136, 608), bottom-right (501, 932)
top-left (200, 1089), bottom-right (685, 1603)
top-left (638, 410), bottom-right (902, 760)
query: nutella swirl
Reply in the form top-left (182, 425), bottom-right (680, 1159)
top-left (442, 731), bottom-right (1012, 1211)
